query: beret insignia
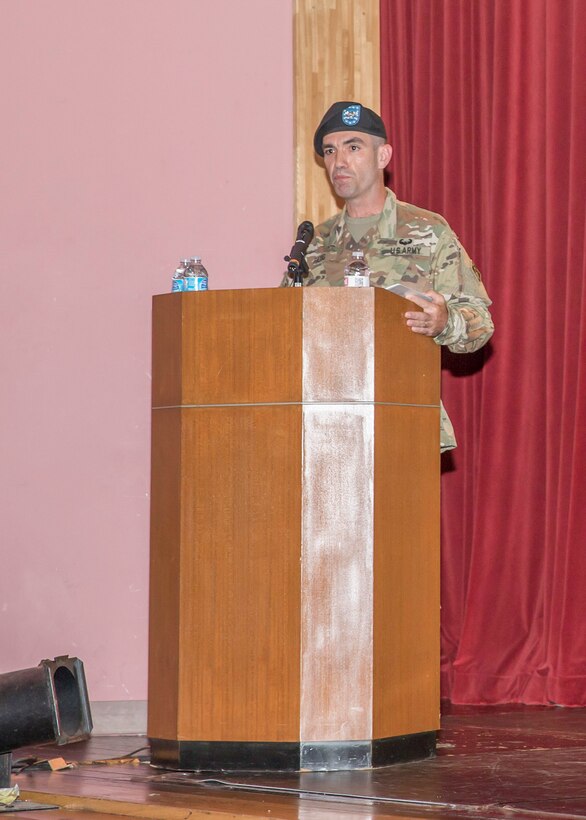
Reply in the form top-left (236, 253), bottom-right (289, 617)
top-left (342, 104), bottom-right (361, 126)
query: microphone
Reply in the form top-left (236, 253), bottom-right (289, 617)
top-left (286, 220), bottom-right (314, 273)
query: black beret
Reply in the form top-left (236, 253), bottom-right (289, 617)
top-left (313, 101), bottom-right (387, 157)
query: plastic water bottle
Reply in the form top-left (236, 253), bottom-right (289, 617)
top-left (171, 259), bottom-right (188, 292)
top-left (344, 250), bottom-right (371, 287)
top-left (171, 268), bottom-right (183, 291)
top-left (184, 257), bottom-right (209, 291)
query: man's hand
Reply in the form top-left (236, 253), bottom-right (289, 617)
top-left (404, 290), bottom-right (448, 337)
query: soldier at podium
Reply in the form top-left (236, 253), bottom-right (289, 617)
top-left (282, 100), bottom-right (494, 452)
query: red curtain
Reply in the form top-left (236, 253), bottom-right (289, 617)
top-left (380, 0), bottom-right (586, 705)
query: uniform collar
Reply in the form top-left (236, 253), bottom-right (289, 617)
top-left (333, 188), bottom-right (397, 241)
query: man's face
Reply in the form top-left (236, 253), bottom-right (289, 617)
top-left (322, 131), bottom-right (391, 203)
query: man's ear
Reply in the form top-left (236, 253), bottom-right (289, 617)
top-left (378, 143), bottom-right (393, 169)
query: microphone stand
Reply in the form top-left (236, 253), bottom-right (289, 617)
top-left (285, 253), bottom-right (309, 287)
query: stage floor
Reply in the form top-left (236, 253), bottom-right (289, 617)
top-left (9, 704), bottom-right (586, 819)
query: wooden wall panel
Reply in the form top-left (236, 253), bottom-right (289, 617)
top-left (294, 0), bottom-right (381, 227)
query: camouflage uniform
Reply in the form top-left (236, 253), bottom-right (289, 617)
top-left (281, 189), bottom-right (494, 451)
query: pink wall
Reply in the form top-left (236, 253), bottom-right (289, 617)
top-left (0, 1), bottom-right (293, 701)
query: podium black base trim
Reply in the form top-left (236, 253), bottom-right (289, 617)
top-left (0, 753), bottom-right (11, 788)
top-left (149, 731), bottom-right (436, 772)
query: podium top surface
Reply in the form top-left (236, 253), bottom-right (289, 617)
top-left (152, 287), bottom-right (439, 408)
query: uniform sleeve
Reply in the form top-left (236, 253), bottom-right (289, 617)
top-left (430, 229), bottom-right (494, 354)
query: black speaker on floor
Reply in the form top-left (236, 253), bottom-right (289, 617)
top-left (0, 655), bottom-right (92, 788)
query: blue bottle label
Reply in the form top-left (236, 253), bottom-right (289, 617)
top-left (171, 278), bottom-right (184, 292)
top-left (185, 276), bottom-right (208, 291)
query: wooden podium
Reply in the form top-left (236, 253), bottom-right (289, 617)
top-left (148, 287), bottom-right (440, 771)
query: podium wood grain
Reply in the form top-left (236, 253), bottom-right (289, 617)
top-left (149, 288), bottom-right (440, 758)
